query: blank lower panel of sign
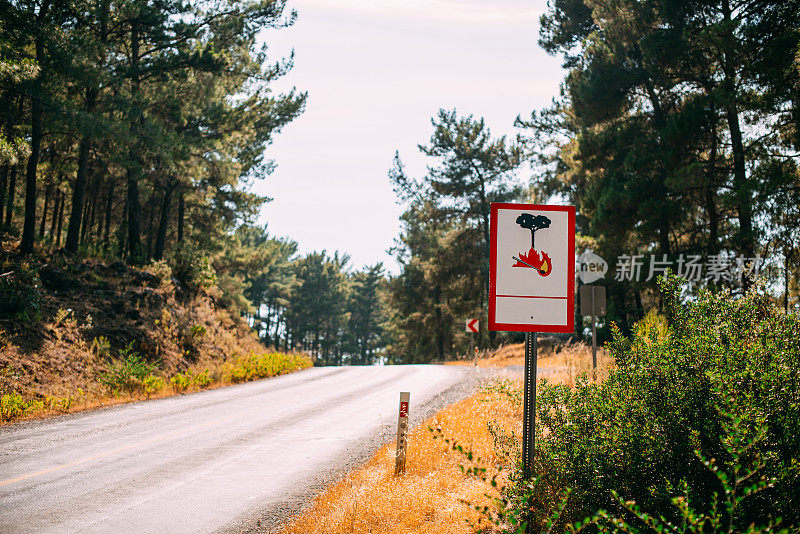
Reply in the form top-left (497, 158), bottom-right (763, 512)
top-left (494, 296), bottom-right (568, 327)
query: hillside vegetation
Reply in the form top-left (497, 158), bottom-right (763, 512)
top-left (0, 253), bottom-right (311, 423)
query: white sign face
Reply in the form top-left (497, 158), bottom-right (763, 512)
top-left (489, 203), bottom-right (575, 333)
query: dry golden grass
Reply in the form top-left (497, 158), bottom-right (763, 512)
top-left (276, 389), bottom-right (520, 534)
top-left (448, 341), bottom-right (613, 386)
top-left (277, 342), bottom-right (611, 534)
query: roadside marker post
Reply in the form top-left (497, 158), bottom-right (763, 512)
top-left (394, 391), bottom-right (410, 476)
top-left (580, 285), bottom-right (606, 380)
top-left (466, 318), bottom-right (478, 366)
top-left (489, 203), bottom-right (575, 532)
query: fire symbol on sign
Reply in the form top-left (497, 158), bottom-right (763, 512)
top-left (512, 213), bottom-right (553, 276)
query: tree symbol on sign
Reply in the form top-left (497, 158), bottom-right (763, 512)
top-left (516, 213), bottom-right (551, 248)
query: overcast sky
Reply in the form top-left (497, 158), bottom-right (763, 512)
top-left (254, 0), bottom-right (565, 273)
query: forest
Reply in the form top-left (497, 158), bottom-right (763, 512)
top-left (386, 0), bottom-right (800, 361)
top-left (0, 0), bottom-right (385, 365)
top-left (2, 0), bottom-right (799, 365)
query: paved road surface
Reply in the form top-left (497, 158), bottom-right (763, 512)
top-left (0, 365), bottom-right (482, 533)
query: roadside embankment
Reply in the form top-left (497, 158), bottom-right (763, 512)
top-left (0, 257), bottom-right (311, 423)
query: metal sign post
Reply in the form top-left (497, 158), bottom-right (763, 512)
top-left (394, 392), bottom-right (410, 476)
top-left (592, 290), bottom-right (597, 378)
top-left (522, 332), bottom-right (537, 477)
top-left (488, 203), bottom-right (575, 533)
top-left (580, 285), bottom-right (606, 380)
top-left (471, 334), bottom-right (476, 367)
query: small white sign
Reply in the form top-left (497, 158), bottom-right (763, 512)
top-left (489, 203), bottom-right (575, 333)
top-left (465, 318), bottom-right (478, 333)
top-left (577, 250), bottom-right (608, 284)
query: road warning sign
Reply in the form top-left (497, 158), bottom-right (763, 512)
top-left (465, 318), bottom-right (478, 333)
top-left (489, 203), bottom-right (575, 333)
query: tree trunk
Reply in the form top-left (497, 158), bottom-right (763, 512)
top-left (785, 248), bottom-right (792, 312)
top-left (49, 188), bottom-right (60, 239)
top-left (39, 179), bottom-right (53, 238)
top-left (21, 101), bottom-right (43, 254)
top-left (153, 183), bottom-right (174, 260)
top-left (104, 175), bottom-right (114, 245)
top-left (66, 134), bottom-right (94, 251)
top-left (705, 120), bottom-right (719, 254)
top-left (55, 188), bottom-right (65, 246)
top-left (4, 165), bottom-right (16, 226)
top-left (0, 165), bottom-right (7, 223)
top-left (126, 20), bottom-right (143, 263)
top-left (177, 189), bottom-right (184, 243)
top-left (80, 176), bottom-right (94, 244)
top-left (20, 0), bottom-right (51, 255)
top-left (118, 196), bottom-right (127, 256)
top-left (434, 284), bottom-right (444, 361)
top-left (634, 289), bottom-right (644, 322)
top-left (721, 0), bottom-right (754, 259)
top-left (126, 173), bottom-right (143, 261)
top-left (89, 176), bottom-right (100, 241)
top-left (146, 188), bottom-right (156, 260)
top-left (4, 95), bottom-right (23, 227)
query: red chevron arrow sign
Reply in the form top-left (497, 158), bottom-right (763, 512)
top-left (465, 318), bottom-right (479, 333)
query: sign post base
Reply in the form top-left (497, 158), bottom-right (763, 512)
top-left (522, 332), bottom-right (537, 534)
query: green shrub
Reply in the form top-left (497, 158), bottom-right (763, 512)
top-left (145, 259), bottom-right (172, 286)
top-left (496, 275), bottom-right (800, 532)
top-left (99, 344), bottom-right (160, 396)
top-left (0, 392), bottom-right (44, 420)
top-left (224, 352), bottom-right (312, 383)
top-left (142, 375), bottom-right (166, 396)
top-left (191, 369), bottom-right (212, 388)
top-left (170, 372), bottom-right (191, 392)
top-left (1, 392), bottom-right (27, 420)
top-left (170, 244), bottom-right (216, 292)
top-left (0, 264), bottom-right (42, 319)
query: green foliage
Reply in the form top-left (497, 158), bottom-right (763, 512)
top-left (283, 251), bottom-right (350, 365)
top-left (526, 0), bottom-right (800, 332)
top-left (169, 372), bottom-right (192, 393)
top-left (0, 391), bottom-right (75, 421)
top-left (1, 392), bottom-right (32, 420)
top-left (224, 352), bottom-right (312, 384)
top-left (1, 0), bottom-right (305, 262)
top-left (99, 344), bottom-right (161, 396)
top-left (497, 276), bottom-right (800, 531)
top-left (181, 324), bottom-right (207, 359)
top-left (171, 245), bottom-right (216, 293)
top-left (44, 395), bottom-right (73, 413)
top-left (342, 263), bottom-right (386, 365)
top-left (145, 260), bottom-right (173, 286)
top-left (385, 110), bottom-right (524, 362)
top-left (142, 375), bottom-right (166, 396)
top-left (191, 369), bottom-right (212, 389)
top-left (0, 264), bottom-right (42, 319)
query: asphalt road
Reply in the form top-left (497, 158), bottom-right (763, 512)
top-left (0, 365), bottom-right (482, 533)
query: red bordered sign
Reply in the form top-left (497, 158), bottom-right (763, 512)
top-left (488, 203), bottom-right (575, 333)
